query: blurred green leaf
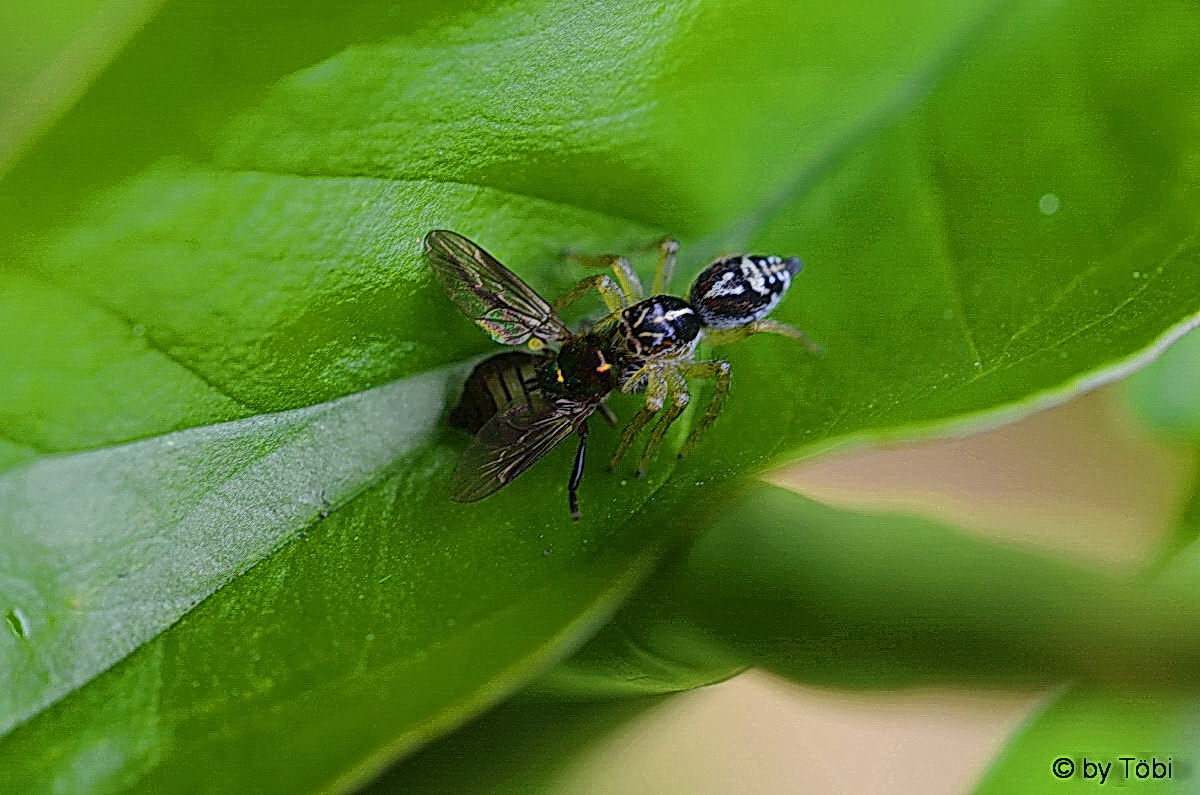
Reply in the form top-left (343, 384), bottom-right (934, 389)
top-left (571, 483), bottom-right (1200, 691)
top-left (1147, 460), bottom-right (1200, 569)
top-left (975, 691), bottom-right (1192, 791)
top-left (0, 0), bottom-right (162, 174)
top-left (975, 475), bottom-right (1200, 792)
top-left (1123, 314), bottom-right (1200, 562)
top-left (2, 0), bottom-right (1199, 790)
top-left (1125, 329), bottom-right (1200, 441)
top-left (365, 695), bottom-right (667, 794)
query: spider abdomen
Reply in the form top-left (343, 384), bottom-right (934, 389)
top-left (689, 254), bottom-right (802, 329)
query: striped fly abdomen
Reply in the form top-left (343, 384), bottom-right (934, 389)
top-left (449, 351), bottom-right (549, 434)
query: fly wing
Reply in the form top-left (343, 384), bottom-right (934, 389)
top-left (424, 229), bottom-right (571, 345)
top-left (450, 394), bottom-right (593, 503)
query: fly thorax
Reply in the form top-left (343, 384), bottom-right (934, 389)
top-left (540, 335), bottom-right (619, 398)
top-left (688, 254), bottom-right (802, 329)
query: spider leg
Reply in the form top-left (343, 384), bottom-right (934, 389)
top-left (553, 273), bottom-right (628, 314)
top-left (676, 359), bottom-right (732, 460)
top-left (703, 319), bottom-right (823, 356)
top-left (565, 252), bottom-right (643, 304)
top-left (610, 369), bottom-right (668, 472)
top-left (635, 368), bottom-right (689, 476)
top-left (650, 238), bottom-right (679, 296)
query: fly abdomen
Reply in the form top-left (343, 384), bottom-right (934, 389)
top-left (450, 351), bottom-right (548, 433)
top-left (688, 254), bottom-right (802, 329)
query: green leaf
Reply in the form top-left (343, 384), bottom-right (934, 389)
top-left (0, 164), bottom-right (658, 459)
top-left (376, 481), bottom-right (1200, 792)
top-left (975, 690), bottom-right (1190, 791)
top-left (718, 0), bottom-right (1200, 473)
top-left (974, 475), bottom-right (1200, 792)
top-left (565, 483), bottom-right (1200, 691)
top-left (1, 366), bottom-right (458, 736)
top-left (1123, 326), bottom-right (1200, 564)
top-left (3, 0), bottom-right (1200, 790)
top-left (365, 695), bottom-right (667, 795)
top-left (0, 0), bottom-right (164, 175)
top-left (0, 373), bottom-right (718, 791)
top-left (1146, 443), bottom-right (1200, 568)
top-left (1125, 329), bottom-right (1200, 441)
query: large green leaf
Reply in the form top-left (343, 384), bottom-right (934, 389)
top-left (1, 366), bottom-right (461, 736)
top-left (2, 0), bottom-right (1199, 790)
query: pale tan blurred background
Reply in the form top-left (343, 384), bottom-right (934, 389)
top-left (552, 384), bottom-right (1196, 793)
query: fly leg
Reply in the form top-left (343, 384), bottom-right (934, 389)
top-left (703, 319), bottom-right (823, 356)
top-left (568, 420), bottom-right (590, 521)
top-left (597, 401), bottom-right (618, 427)
top-left (676, 359), bottom-right (732, 460)
top-left (635, 369), bottom-right (689, 475)
top-left (609, 370), bottom-right (667, 472)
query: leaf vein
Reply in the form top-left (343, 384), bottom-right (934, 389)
top-left (19, 266), bottom-right (258, 413)
top-left (710, 0), bottom-right (1014, 251)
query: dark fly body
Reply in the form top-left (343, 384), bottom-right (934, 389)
top-left (425, 229), bottom-right (817, 519)
top-left (447, 351), bottom-right (551, 435)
